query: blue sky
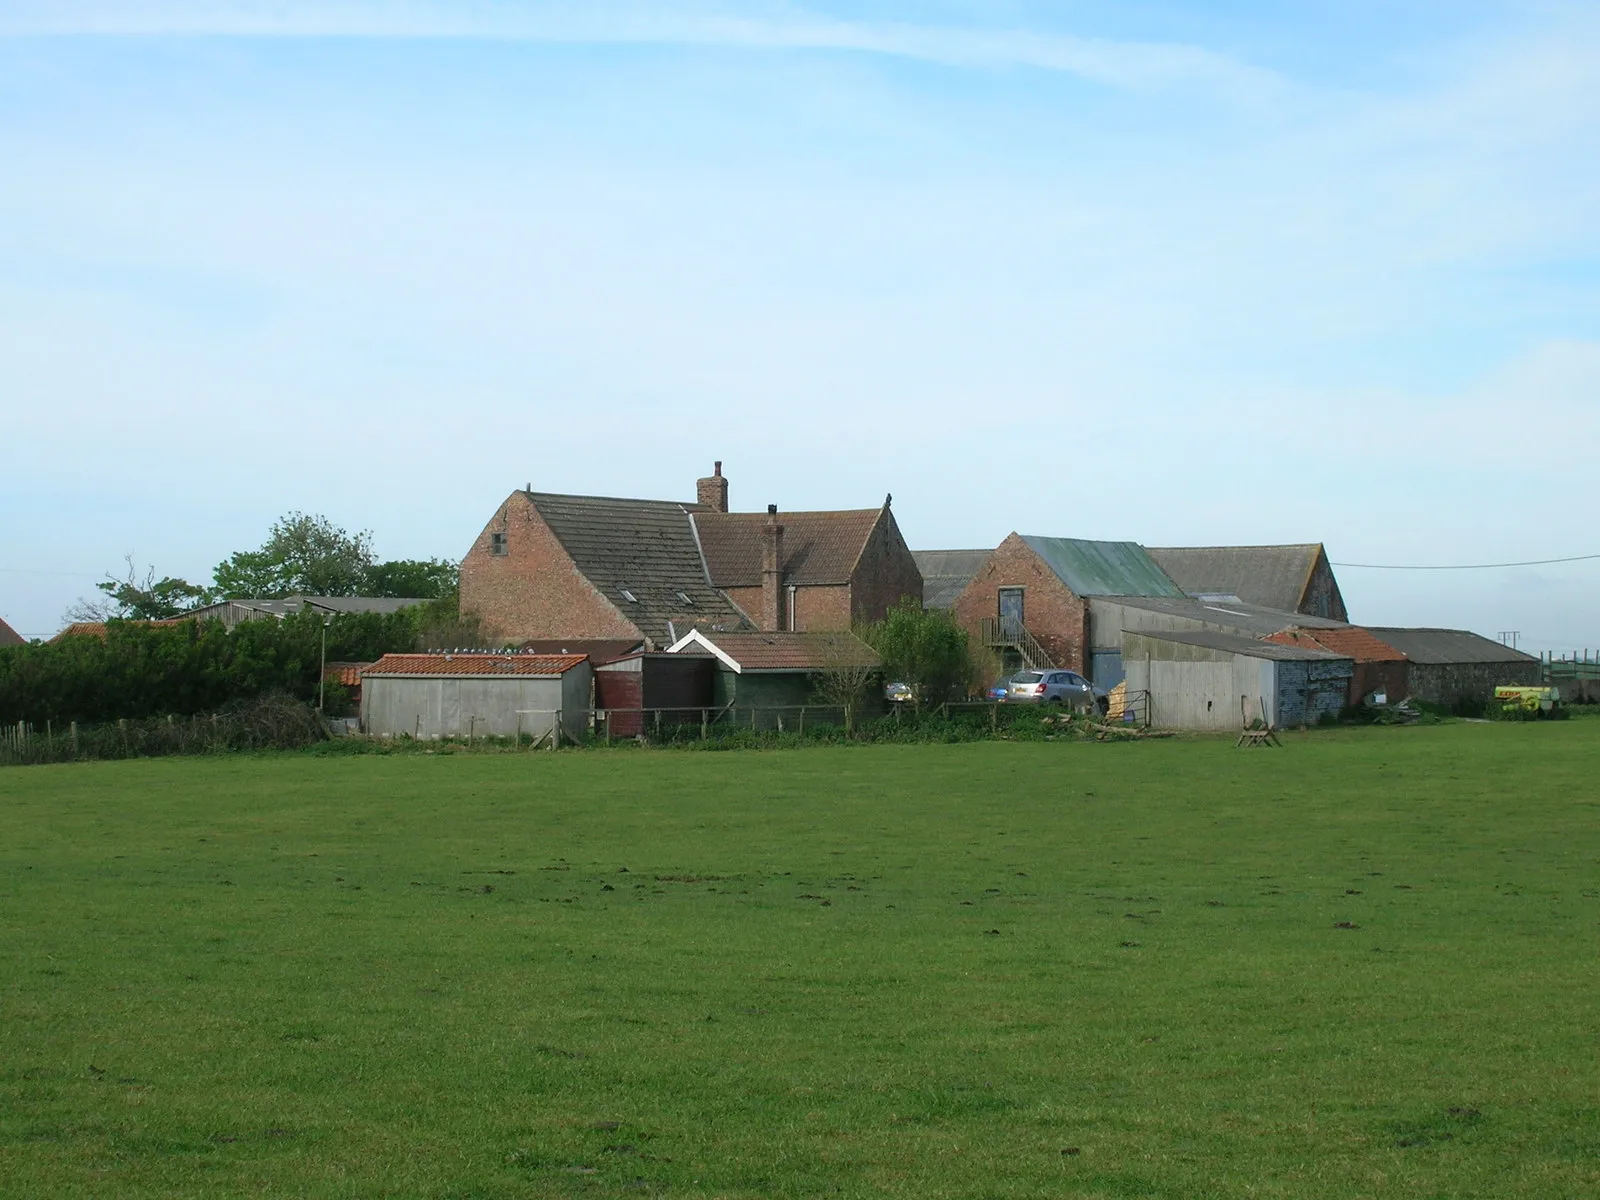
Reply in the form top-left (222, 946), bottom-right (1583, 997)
top-left (2, 1), bottom-right (1597, 648)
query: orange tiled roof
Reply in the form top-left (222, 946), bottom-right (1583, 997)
top-left (695, 509), bottom-right (884, 587)
top-left (323, 661), bottom-right (374, 687)
top-left (0, 616), bottom-right (23, 647)
top-left (1267, 627), bottom-right (1405, 662)
top-left (50, 617), bottom-right (190, 643)
top-left (681, 631), bottom-right (880, 672)
top-left (363, 653), bottom-right (589, 677)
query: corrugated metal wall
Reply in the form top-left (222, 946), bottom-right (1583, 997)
top-left (362, 674), bottom-right (584, 740)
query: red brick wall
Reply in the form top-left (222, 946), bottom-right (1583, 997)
top-left (951, 533), bottom-right (1089, 672)
top-left (848, 507), bottom-right (924, 625)
top-left (459, 491), bottom-right (642, 644)
top-left (794, 585), bottom-right (853, 631)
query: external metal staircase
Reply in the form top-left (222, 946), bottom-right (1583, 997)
top-left (980, 617), bottom-right (1055, 671)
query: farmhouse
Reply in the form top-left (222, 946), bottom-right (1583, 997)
top-left (360, 652), bottom-right (592, 742)
top-left (666, 628), bottom-right (880, 728)
top-left (1146, 544), bottom-right (1349, 621)
top-left (459, 464), bottom-right (921, 646)
top-left (950, 534), bottom-right (1184, 680)
top-left (1123, 629), bottom-right (1354, 731)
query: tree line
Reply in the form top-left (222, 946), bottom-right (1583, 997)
top-left (0, 601), bottom-right (482, 726)
top-left (70, 512), bottom-right (459, 622)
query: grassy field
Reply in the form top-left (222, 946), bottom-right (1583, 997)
top-left (2, 724), bottom-right (1597, 1198)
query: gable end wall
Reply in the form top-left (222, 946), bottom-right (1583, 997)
top-left (952, 533), bottom-right (1089, 672)
top-left (459, 492), bottom-right (643, 643)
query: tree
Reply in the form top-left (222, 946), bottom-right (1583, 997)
top-left (810, 632), bottom-right (882, 735)
top-left (364, 558), bottom-right (460, 600)
top-left (863, 598), bottom-right (973, 710)
top-left (65, 555), bottom-right (212, 623)
top-left (212, 513), bottom-right (375, 599)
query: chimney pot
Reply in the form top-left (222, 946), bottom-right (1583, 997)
top-left (767, 503), bottom-right (778, 516)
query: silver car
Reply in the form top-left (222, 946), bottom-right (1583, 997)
top-left (1006, 669), bottom-right (1105, 712)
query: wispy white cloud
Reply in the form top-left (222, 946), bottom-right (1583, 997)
top-left (0, 0), bottom-right (1280, 96)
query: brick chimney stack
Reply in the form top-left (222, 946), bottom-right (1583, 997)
top-left (761, 503), bottom-right (785, 632)
top-left (696, 461), bottom-right (729, 513)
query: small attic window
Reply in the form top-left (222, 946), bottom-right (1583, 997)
top-left (490, 532), bottom-right (508, 557)
top-left (675, 591), bottom-right (694, 607)
top-left (620, 588), bottom-right (638, 603)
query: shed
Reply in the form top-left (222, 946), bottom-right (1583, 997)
top-left (594, 652), bottom-right (716, 736)
top-left (1123, 630), bottom-right (1353, 731)
top-left (1362, 628), bottom-right (1540, 709)
top-left (1263, 627), bottom-right (1407, 707)
top-left (361, 652), bottom-right (591, 741)
top-left (666, 629), bottom-right (881, 729)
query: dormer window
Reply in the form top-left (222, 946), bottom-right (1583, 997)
top-left (620, 588), bottom-right (638, 603)
top-left (490, 532), bottom-right (508, 557)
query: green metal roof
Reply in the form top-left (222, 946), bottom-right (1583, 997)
top-left (1019, 536), bottom-right (1185, 598)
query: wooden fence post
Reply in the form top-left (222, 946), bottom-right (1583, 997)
top-left (701, 709), bottom-right (708, 740)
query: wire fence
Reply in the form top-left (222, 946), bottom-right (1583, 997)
top-left (0, 695), bottom-right (330, 767)
top-left (2, 692), bottom-right (1156, 765)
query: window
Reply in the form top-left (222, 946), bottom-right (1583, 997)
top-left (490, 532), bottom-right (508, 557)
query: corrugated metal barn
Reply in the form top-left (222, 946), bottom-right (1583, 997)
top-left (1087, 595), bottom-right (1346, 689)
top-left (1123, 630), bottom-right (1353, 731)
top-left (361, 653), bottom-right (592, 741)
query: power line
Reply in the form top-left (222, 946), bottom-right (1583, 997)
top-left (1332, 552), bottom-right (1600, 570)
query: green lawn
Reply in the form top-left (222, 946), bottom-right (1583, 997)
top-left (2, 725), bottom-right (1597, 1198)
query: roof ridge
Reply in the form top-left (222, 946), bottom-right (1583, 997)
top-left (527, 489), bottom-right (703, 509)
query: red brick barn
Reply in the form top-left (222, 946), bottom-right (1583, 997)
top-left (951, 535), bottom-right (1185, 678)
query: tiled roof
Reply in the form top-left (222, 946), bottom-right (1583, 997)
top-left (528, 492), bottom-right (750, 645)
top-left (1020, 536), bottom-right (1186, 598)
top-left (0, 616), bottom-right (23, 647)
top-left (1266, 627), bottom-right (1405, 663)
top-left (323, 661), bottom-right (374, 686)
top-left (695, 508), bottom-right (883, 587)
top-left (913, 549), bottom-right (991, 609)
top-left (518, 638), bottom-right (645, 663)
top-left (364, 653), bottom-right (589, 677)
top-left (1362, 628), bottom-right (1537, 665)
top-left (49, 618), bottom-right (189, 643)
top-left (669, 630), bottom-right (880, 672)
top-left (1147, 545), bottom-right (1324, 612)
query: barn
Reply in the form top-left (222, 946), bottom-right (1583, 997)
top-left (1123, 630), bottom-right (1353, 731)
top-left (1362, 628), bottom-right (1542, 710)
top-left (361, 652), bottom-right (592, 742)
